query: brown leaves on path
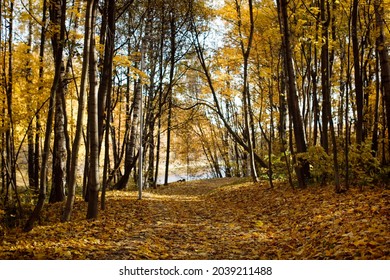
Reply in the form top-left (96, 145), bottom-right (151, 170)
top-left (0, 177), bottom-right (389, 259)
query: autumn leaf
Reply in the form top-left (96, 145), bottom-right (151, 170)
top-left (0, 178), bottom-right (389, 260)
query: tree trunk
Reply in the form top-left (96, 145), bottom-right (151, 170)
top-left (86, 0), bottom-right (100, 220)
top-left (24, 0), bottom-right (66, 232)
top-left (372, 50), bottom-right (380, 156)
top-left (235, 0), bottom-right (258, 183)
top-left (112, 79), bottom-right (141, 190)
top-left (164, 10), bottom-right (177, 186)
top-left (33, 0), bottom-right (48, 193)
top-left (320, 0), bottom-right (330, 153)
top-left (97, 0), bottom-right (116, 148)
top-left (374, 0), bottom-right (390, 161)
top-left (154, 18), bottom-right (165, 187)
top-left (352, 0), bottom-right (364, 145)
top-left (278, 0), bottom-right (310, 187)
top-left (49, 62), bottom-right (66, 203)
top-left (26, 0), bottom-right (36, 190)
top-left (62, 0), bottom-right (91, 221)
top-left (164, 87), bottom-right (173, 185)
top-left (100, 0), bottom-right (115, 209)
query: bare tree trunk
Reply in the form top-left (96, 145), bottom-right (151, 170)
top-left (112, 78), bottom-right (141, 190)
top-left (3, 0), bottom-right (22, 215)
top-left (235, 0), bottom-right (258, 183)
top-left (164, 9), bottom-right (177, 186)
top-left (154, 19), bottom-right (165, 187)
top-left (320, 0), bottom-right (330, 153)
top-left (164, 86), bottom-right (173, 185)
top-left (86, 0), bottom-right (100, 220)
top-left (372, 50), bottom-right (380, 156)
top-left (100, 0), bottom-right (115, 209)
top-left (49, 62), bottom-right (66, 203)
top-left (62, 0), bottom-right (91, 221)
top-left (374, 0), bottom-right (390, 161)
top-left (33, 0), bottom-right (48, 193)
top-left (0, 0), bottom-right (5, 196)
top-left (24, 0), bottom-right (66, 232)
top-left (49, 0), bottom-right (68, 202)
top-left (26, 0), bottom-right (35, 190)
top-left (97, 0), bottom-right (116, 149)
top-left (278, 0), bottom-right (310, 187)
top-left (352, 0), bottom-right (364, 145)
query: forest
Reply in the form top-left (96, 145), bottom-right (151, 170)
top-left (0, 0), bottom-right (389, 259)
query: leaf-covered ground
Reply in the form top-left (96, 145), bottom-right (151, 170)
top-left (1, 178), bottom-right (389, 259)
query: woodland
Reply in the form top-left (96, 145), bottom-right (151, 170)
top-left (0, 0), bottom-right (389, 259)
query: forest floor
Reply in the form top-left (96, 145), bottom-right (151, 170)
top-left (0, 177), bottom-right (389, 259)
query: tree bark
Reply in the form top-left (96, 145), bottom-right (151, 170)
top-left (62, 0), bottom-right (91, 221)
top-left (374, 0), bottom-right (390, 161)
top-left (352, 0), bottom-right (364, 145)
top-left (235, 0), bottom-right (258, 183)
top-left (24, 0), bottom-right (66, 232)
top-left (320, 0), bottom-right (330, 153)
top-left (164, 9), bottom-right (177, 185)
top-left (86, 0), bottom-right (100, 220)
top-left (278, 0), bottom-right (310, 187)
top-left (49, 62), bottom-right (67, 203)
top-left (26, 0), bottom-right (36, 190)
top-left (100, 0), bottom-right (115, 209)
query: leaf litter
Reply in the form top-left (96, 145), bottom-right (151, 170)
top-left (0, 177), bottom-right (389, 259)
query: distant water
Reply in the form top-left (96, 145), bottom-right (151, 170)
top-left (155, 171), bottom-right (215, 184)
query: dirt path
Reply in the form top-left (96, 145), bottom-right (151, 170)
top-left (103, 177), bottom-right (252, 259)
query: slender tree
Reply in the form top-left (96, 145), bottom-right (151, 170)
top-left (278, 0), bottom-right (310, 187)
top-left (100, 0), bottom-right (116, 209)
top-left (189, 4), bottom-right (268, 170)
top-left (63, 0), bottom-right (93, 222)
top-left (352, 0), bottom-right (364, 145)
top-left (374, 0), bottom-right (390, 161)
top-left (235, 0), bottom-right (258, 183)
top-left (24, 0), bottom-right (67, 232)
top-left (86, 0), bottom-right (100, 219)
top-left (164, 7), bottom-right (176, 185)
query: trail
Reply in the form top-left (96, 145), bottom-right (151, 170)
top-left (0, 178), bottom-right (389, 259)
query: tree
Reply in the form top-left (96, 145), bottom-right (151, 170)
top-left (190, 1), bottom-right (269, 171)
top-left (320, 0), bottom-right (341, 192)
top-left (234, 0), bottom-right (258, 183)
top-left (277, 0), bottom-right (310, 187)
top-left (63, 0), bottom-right (93, 222)
top-left (24, 0), bottom-right (67, 232)
top-left (86, 0), bottom-right (100, 219)
top-left (374, 0), bottom-right (390, 161)
top-left (352, 0), bottom-right (364, 145)
top-left (99, 0), bottom-right (116, 209)
top-left (164, 6), bottom-right (177, 186)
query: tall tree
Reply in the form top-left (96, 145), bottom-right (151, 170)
top-left (24, 0), bottom-right (67, 232)
top-left (189, 2), bottom-right (268, 171)
top-left (235, 0), bottom-right (258, 183)
top-left (277, 0), bottom-right (309, 187)
top-left (26, 0), bottom-right (35, 191)
top-left (164, 6), bottom-right (177, 186)
top-left (63, 0), bottom-right (93, 222)
top-left (352, 0), bottom-right (364, 145)
top-left (374, 0), bottom-right (390, 161)
top-left (100, 0), bottom-right (116, 209)
top-left (49, 61), bottom-right (67, 203)
top-left (86, 0), bottom-right (100, 219)
top-left (320, 0), bottom-right (341, 192)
